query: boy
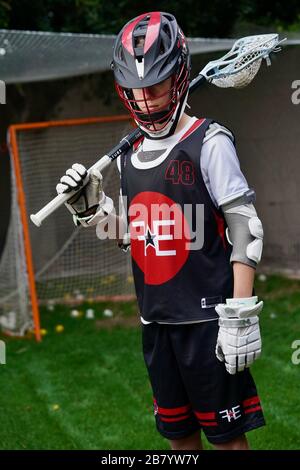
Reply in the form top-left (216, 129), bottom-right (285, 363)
top-left (56, 12), bottom-right (265, 450)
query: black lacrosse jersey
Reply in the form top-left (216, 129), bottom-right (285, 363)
top-left (120, 118), bottom-right (234, 323)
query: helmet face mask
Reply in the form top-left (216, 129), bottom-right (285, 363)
top-left (115, 63), bottom-right (189, 133)
top-left (112, 12), bottom-right (191, 139)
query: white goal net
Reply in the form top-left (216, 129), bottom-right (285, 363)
top-left (0, 116), bottom-right (135, 338)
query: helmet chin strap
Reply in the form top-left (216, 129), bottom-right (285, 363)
top-left (137, 89), bottom-right (189, 140)
top-left (136, 107), bottom-right (172, 126)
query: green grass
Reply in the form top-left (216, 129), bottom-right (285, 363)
top-left (0, 274), bottom-right (300, 450)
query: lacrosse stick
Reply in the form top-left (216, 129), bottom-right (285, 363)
top-left (30, 33), bottom-right (284, 227)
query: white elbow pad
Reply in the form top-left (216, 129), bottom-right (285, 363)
top-left (96, 210), bottom-right (118, 240)
top-left (246, 216), bottom-right (264, 264)
top-left (221, 190), bottom-right (264, 268)
top-left (118, 232), bottom-right (131, 252)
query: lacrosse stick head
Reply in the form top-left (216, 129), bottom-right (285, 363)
top-left (202, 34), bottom-right (285, 89)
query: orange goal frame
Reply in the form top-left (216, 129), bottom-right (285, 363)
top-left (8, 115), bottom-right (133, 342)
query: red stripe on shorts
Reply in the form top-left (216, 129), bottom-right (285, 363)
top-left (194, 411), bottom-right (216, 420)
top-left (243, 396), bottom-right (260, 408)
top-left (157, 404), bottom-right (192, 416)
top-left (160, 414), bottom-right (191, 423)
top-left (244, 405), bottom-right (262, 414)
top-left (153, 398), bottom-right (192, 417)
top-left (199, 421), bottom-right (218, 427)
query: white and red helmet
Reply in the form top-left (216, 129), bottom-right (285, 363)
top-left (111, 12), bottom-right (191, 139)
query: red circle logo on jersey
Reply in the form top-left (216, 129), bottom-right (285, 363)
top-left (129, 191), bottom-right (191, 285)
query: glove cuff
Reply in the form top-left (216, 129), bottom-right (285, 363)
top-left (74, 195), bottom-right (115, 227)
top-left (215, 299), bottom-right (263, 320)
top-left (218, 316), bottom-right (259, 328)
top-left (226, 296), bottom-right (258, 307)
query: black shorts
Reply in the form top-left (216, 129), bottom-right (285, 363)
top-left (142, 320), bottom-right (265, 445)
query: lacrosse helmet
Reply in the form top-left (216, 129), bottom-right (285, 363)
top-left (111, 11), bottom-right (191, 139)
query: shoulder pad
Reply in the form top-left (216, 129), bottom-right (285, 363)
top-left (203, 122), bottom-right (234, 143)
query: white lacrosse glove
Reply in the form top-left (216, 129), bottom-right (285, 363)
top-left (215, 296), bottom-right (263, 375)
top-left (56, 163), bottom-right (114, 227)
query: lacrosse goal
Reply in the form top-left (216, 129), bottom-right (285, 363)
top-left (0, 115), bottom-right (135, 340)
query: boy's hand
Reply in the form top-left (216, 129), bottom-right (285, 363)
top-left (215, 296), bottom-right (263, 375)
top-left (56, 163), bottom-right (114, 227)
